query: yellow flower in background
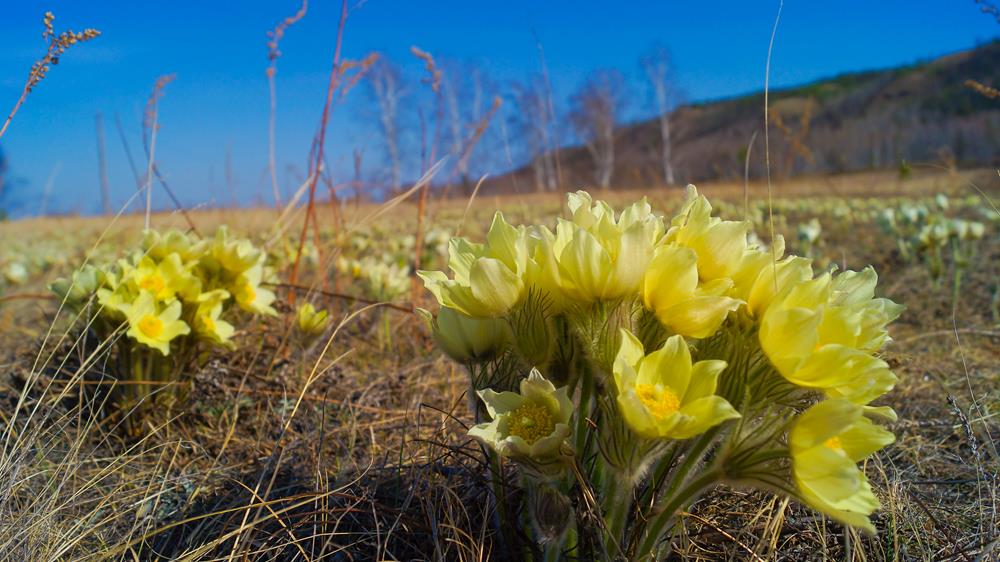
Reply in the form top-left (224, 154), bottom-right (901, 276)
top-left (469, 369), bottom-right (573, 459)
top-left (211, 226), bottom-right (264, 274)
top-left (642, 245), bottom-right (741, 338)
top-left (142, 229), bottom-right (206, 262)
top-left (421, 306), bottom-right (509, 364)
top-left (233, 263), bottom-right (277, 316)
top-left (419, 212), bottom-right (528, 317)
top-left (551, 191), bottom-right (663, 302)
top-left (123, 291), bottom-right (191, 355)
top-left (50, 264), bottom-right (104, 306)
top-left (790, 399), bottom-right (895, 534)
top-left (2, 262), bottom-right (28, 285)
top-left (612, 330), bottom-right (739, 440)
top-left (296, 302), bottom-right (331, 337)
top-left (759, 270), bottom-right (902, 404)
top-left (665, 186), bottom-right (750, 282)
top-left (193, 289), bottom-right (235, 345)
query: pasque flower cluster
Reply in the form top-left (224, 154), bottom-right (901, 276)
top-left (51, 227), bottom-right (277, 429)
top-left (420, 188), bottom-right (902, 560)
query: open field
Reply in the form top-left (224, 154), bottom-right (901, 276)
top-left (0, 167), bottom-right (998, 561)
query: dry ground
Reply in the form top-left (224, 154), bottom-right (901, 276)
top-left (0, 168), bottom-right (997, 561)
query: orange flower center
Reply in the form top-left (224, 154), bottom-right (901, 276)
top-left (636, 384), bottom-right (680, 419)
top-left (823, 436), bottom-right (843, 450)
top-left (140, 274), bottom-right (165, 295)
top-left (138, 315), bottom-right (163, 338)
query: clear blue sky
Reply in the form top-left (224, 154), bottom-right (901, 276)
top-left (0, 0), bottom-right (997, 216)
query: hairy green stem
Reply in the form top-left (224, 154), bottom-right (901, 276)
top-left (632, 469), bottom-right (721, 561)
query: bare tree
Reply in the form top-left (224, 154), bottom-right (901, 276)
top-left (769, 98), bottom-right (816, 179)
top-left (441, 60), bottom-right (502, 195)
top-left (640, 45), bottom-right (680, 185)
top-left (511, 76), bottom-right (559, 192)
top-left (441, 63), bottom-right (467, 186)
top-left (367, 58), bottom-right (405, 194)
top-left (569, 69), bottom-right (626, 189)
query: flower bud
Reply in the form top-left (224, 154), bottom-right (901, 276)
top-left (530, 485), bottom-right (574, 544)
top-left (296, 303), bottom-right (331, 338)
top-left (50, 264), bottom-right (103, 306)
top-left (422, 306), bottom-right (509, 364)
top-left (2, 262), bottom-right (28, 285)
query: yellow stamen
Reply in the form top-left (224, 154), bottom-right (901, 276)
top-left (823, 436), bottom-right (843, 450)
top-left (202, 315), bottom-right (216, 333)
top-left (138, 315), bottom-right (163, 338)
top-left (507, 402), bottom-right (555, 445)
top-left (636, 384), bottom-right (680, 419)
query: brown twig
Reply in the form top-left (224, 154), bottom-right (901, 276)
top-left (454, 96), bottom-right (503, 184)
top-left (269, 282), bottom-right (413, 313)
top-left (409, 46), bottom-right (445, 305)
top-left (288, 0), bottom-right (350, 305)
top-left (680, 511), bottom-right (767, 562)
top-left (338, 53), bottom-right (380, 102)
top-left (964, 79), bottom-right (1000, 100)
top-left (0, 12), bottom-right (100, 140)
top-left (906, 488), bottom-right (974, 562)
top-left (141, 75), bottom-right (180, 231)
top-left (266, 0), bottom-right (309, 210)
top-left (532, 28), bottom-right (563, 189)
top-left (132, 77), bottom-right (199, 234)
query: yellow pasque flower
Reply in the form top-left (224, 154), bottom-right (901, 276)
top-left (131, 254), bottom-right (199, 302)
top-left (759, 269), bottom-right (903, 404)
top-left (296, 302), bottom-right (331, 337)
top-left (123, 291), bottom-right (191, 355)
top-left (827, 268), bottom-right (905, 353)
top-left (550, 191), bottom-right (663, 301)
top-left (233, 263), bottom-right (277, 316)
top-left (522, 225), bottom-right (570, 313)
top-left (97, 268), bottom-right (136, 319)
top-left (665, 186), bottom-right (750, 282)
top-left (419, 212), bottom-right (528, 317)
top-left (729, 235), bottom-right (814, 318)
top-left (142, 229), bottom-right (206, 262)
top-left (211, 226), bottom-right (264, 274)
top-left (193, 289), bottom-right (235, 345)
top-left (642, 245), bottom-right (741, 338)
top-left (422, 306), bottom-right (509, 364)
top-left (612, 330), bottom-right (739, 439)
top-left (469, 369), bottom-right (573, 459)
top-left (790, 399), bottom-right (895, 534)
